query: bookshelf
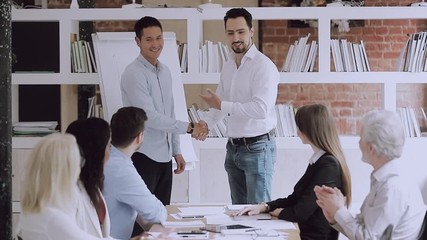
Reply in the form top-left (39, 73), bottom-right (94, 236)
top-left (11, 7), bottom-right (427, 204)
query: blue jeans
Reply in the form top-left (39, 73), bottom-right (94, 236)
top-left (224, 137), bottom-right (276, 204)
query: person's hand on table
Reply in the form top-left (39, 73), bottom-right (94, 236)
top-left (233, 204), bottom-right (266, 216)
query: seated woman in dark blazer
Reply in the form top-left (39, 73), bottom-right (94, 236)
top-left (235, 103), bottom-right (352, 240)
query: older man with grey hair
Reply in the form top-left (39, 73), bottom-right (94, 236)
top-left (314, 110), bottom-right (425, 240)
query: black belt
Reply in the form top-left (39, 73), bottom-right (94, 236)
top-left (229, 133), bottom-right (270, 146)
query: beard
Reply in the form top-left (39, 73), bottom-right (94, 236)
top-left (231, 41), bottom-right (247, 53)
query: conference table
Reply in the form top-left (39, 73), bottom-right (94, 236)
top-left (146, 205), bottom-right (301, 239)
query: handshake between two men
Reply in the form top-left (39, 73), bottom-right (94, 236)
top-left (190, 121), bottom-right (209, 141)
top-left (189, 88), bottom-right (222, 141)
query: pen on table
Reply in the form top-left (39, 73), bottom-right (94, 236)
top-left (256, 218), bottom-right (271, 221)
top-left (181, 215), bottom-right (204, 219)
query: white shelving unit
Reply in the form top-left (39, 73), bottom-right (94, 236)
top-left (11, 7), bottom-right (427, 109)
top-left (11, 7), bottom-right (427, 204)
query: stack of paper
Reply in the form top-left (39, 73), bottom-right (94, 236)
top-left (13, 121), bottom-right (58, 136)
top-left (161, 220), bottom-right (205, 228)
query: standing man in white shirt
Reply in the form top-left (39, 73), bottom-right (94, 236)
top-left (314, 110), bottom-right (426, 240)
top-left (199, 8), bottom-right (279, 204)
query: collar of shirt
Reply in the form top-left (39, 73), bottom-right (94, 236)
top-left (230, 43), bottom-right (257, 67)
top-left (309, 149), bottom-right (326, 165)
top-left (137, 54), bottom-right (163, 73)
top-left (110, 145), bottom-right (133, 164)
top-left (371, 159), bottom-right (400, 183)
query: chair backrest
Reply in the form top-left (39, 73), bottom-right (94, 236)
top-left (418, 211), bottom-right (427, 240)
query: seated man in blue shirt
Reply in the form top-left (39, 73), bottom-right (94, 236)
top-left (103, 106), bottom-right (167, 240)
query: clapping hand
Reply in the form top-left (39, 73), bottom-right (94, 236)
top-left (192, 120), bottom-right (209, 141)
top-left (314, 185), bottom-right (344, 224)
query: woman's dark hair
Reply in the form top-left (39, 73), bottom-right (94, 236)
top-left (65, 117), bottom-right (110, 212)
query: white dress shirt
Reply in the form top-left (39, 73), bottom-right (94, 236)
top-left (333, 160), bottom-right (425, 240)
top-left (309, 149), bottom-right (326, 165)
top-left (18, 206), bottom-right (106, 240)
top-left (103, 146), bottom-right (167, 240)
top-left (203, 44), bottom-right (279, 138)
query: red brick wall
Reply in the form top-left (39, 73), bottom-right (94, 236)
top-left (49, 0), bottom-right (427, 134)
top-left (261, 0), bottom-right (427, 134)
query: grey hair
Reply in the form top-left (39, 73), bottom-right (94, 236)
top-left (361, 110), bottom-right (405, 161)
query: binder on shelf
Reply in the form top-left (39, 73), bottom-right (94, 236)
top-left (86, 41), bottom-right (97, 73)
top-left (178, 42), bottom-right (188, 73)
top-left (360, 40), bottom-right (370, 72)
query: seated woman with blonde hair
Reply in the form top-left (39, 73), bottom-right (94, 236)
top-left (17, 133), bottom-right (108, 240)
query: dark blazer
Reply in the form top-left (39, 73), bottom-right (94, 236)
top-left (268, 153), bottom-right (344, 240)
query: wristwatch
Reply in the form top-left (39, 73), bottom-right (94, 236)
top-left (187, 122), bottom-right (194, 134)
top-left (260, 202), bottom-right (270, 212)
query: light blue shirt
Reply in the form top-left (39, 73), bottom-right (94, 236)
top-left (103, 146), bottom-right (167, 240)
top-left (121, 54), bottom-right (188, 163)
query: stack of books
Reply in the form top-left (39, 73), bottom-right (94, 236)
top-left (397, 107), bottom-right (422, 138)
top-left (188, 103), bottom-right (298, 138)
top-left (188, 104), bottom-right (227, 138)
top-left (330, 38), bottom-right (370, 72)
top-left (199, 41), bottom-right (230, 73)
top-left (273, 104), bottom-right (298, 137)
top-left (87, 95), bottom-right (103, 119)
top-left (13, 121), bottom-right (58, 136)
top-left (398, 31), bottom-right (427, 72)
top-left (282, 33), bottom-right (318, 72)
top-left (70, 33), bottom-right (97, 73)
